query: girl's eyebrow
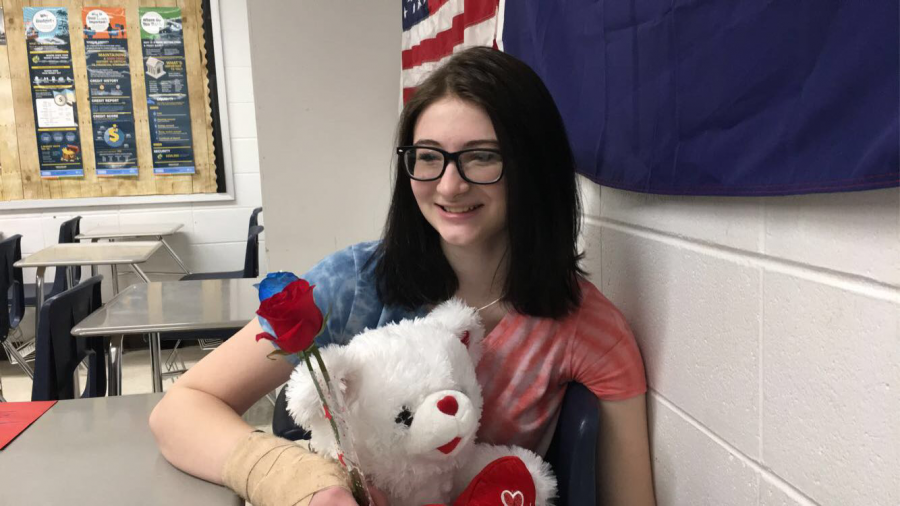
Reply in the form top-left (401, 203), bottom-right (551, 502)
top-left (463, 139), bottom-right (499, 148)
top-left (412, 139), bottom-right (499, 148)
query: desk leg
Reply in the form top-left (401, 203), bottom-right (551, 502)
top-left (90, 239), bottom-right (99, 277)
top-left (72, 366), bottom-right (81, 398)
top-left (111, 264), bottom-right (120, 294)
top-left (131, 265), bottom-right (161, 392)
top-left (150, 332), bottom-right (163, 393)
top-left (132, 264), bottom-right (151, 283)
top-left (159, 236), bottom-right (191, 275)
top-left (34, 266), bottom-right (46, 340)
top-left (66, 267), bottom-right (75, 290)
top-left (107, 335), bottom-right (124, 396)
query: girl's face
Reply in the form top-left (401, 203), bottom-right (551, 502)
top-left (410, 96), bottom-right (508, 252)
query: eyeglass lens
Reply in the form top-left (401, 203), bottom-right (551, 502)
top-left (403, 147), bottom-right (502, 183)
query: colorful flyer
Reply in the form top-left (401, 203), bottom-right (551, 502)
top-left (24, 7), bottom-right (84, 178)
top-left (83, 7), bottom-right (138, 176)
top-left (139, 7), bottom-right (195, 175)
top-left (1, 8), bottom-right (7, 46)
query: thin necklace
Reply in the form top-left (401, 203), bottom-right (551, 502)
top-left (477, 296), bottom-right (503, 312)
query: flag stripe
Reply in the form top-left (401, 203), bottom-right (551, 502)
top-left (402, 0), bottom-right (497, 70)
top-left (401, 15), bottom-right (497, 92)
top-left (402, 0), bottom-right (463, 51)
top-left (401, 0), bottom-right (500, 104)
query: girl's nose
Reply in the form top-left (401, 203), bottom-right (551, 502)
top-left (436, 161), bottom-right (469, 197)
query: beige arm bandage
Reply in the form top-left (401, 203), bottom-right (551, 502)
top-left (222, 431), bottom-right (350, 506)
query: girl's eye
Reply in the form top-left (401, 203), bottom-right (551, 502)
top-left (472, 152), bottom-right (500, 163)
top-left (417, 153), bottom-right (441, 163)
top-left (395, 407), bottom-right (413, 428)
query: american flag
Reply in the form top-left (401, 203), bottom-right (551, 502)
top-left (401, 0), bottom-right (504, 103)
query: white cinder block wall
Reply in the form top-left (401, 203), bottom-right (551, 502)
top-left (0, 0), bottom-right (265, 303)
top-left (580, 180), bottom-right (899, 506)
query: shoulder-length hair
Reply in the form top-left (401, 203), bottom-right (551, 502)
top-left (374, 46), bottom-right (584, 318)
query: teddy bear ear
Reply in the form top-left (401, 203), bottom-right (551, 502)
top-left (284, 346), bottom-right (359, 430)
top-left (428, 298), bottom-right (486, 364)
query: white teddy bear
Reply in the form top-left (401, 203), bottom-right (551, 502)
top-left (285, 299), bottom-right (557, 506)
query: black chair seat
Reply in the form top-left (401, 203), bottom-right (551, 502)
top-left (544, 383), bottom-right (599, 506)
top-left (273, 386), bottom-right (311, 441)
top-left (179, 224), bottom-right (263, 281)
top-left (159, 327), bottom-right (239, 342)
top-left (181, 270), bottom-right (245, 281)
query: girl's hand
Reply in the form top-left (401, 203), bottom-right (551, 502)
top-left (309, 485), bottom-right (390, 506)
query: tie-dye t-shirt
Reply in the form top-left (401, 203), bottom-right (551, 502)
top-left (291, 241), bottom-right (647, 455)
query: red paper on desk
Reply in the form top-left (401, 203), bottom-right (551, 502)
top-left (0, 400), bottom-right (56, 450)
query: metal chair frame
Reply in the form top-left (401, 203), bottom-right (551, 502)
top-left (2, 235), bottom-right (33, 388)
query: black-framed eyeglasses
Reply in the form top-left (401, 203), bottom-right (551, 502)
top-left (396, 146), bottom-right (504, 185)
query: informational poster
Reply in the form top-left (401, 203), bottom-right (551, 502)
top-left (0, 8), bottom-right (7, 46)
top-left (139, 7), bottom-right (195, 175)
top-left (24, 7), bottom-right (84, 178)
top-left (83, 7), bottom-right (138, 176)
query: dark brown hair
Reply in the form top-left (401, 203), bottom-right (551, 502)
top-left (374, 47), bottom-right (584, 318)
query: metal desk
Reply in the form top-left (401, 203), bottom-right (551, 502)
top-left (15, 241), bottom-right (162, 393)
top-left (77, 223), bottom-right (190, 279)
top-left (72, 278), bottom-right (261, 394)
top-left (0, 393), bottom-right (241, 506)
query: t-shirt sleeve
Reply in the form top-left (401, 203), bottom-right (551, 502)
top-left (565, 283), bottom-right (647, 401)
top-left (277, 244), bottom-right (362, 366)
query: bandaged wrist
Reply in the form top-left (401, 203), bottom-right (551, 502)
top-left (221, 431), bottom-right (350, 506)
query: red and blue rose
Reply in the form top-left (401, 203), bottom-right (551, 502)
top-left (255, 272), bottom-right (324, 354)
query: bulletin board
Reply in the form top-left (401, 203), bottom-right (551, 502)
top-left (0, 0), bottom-right (218, 202)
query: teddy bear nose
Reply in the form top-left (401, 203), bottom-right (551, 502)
top-left (437, 395), bottom-right (459, 416)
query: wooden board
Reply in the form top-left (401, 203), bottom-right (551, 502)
top-left (0, 0), bottom-right (221, 202)
top-left (0, 6), bottom-right (24, 200)
top-left (4, 0), bottom-right (45, 200)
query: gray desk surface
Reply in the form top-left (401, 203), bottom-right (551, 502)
top-left (72, 278), bottom-right (261, 336)
top-left (13, 241), bottom-right (162, 267)
top-left (77, 223), bottom-right (183, 240)
top-left (0, 394), bottom-right (241, 505)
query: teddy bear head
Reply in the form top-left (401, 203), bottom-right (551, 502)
top-left (285, 298), bottom-right (486, 476)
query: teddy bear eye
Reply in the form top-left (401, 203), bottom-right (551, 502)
top-left (395, 407), bottom-right (414, 428)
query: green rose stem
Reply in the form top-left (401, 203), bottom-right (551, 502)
top-left (301, 346), bottom-right (372, 506)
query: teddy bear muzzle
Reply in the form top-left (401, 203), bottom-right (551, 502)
top-left (405, 390), bottom-right (478, 459)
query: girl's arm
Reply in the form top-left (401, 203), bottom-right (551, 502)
top-left (596, 394), bottom-right (657, 505)
top-left (149, 318), bottom-right (295, 483)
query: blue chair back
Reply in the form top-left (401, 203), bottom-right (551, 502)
top-left (31, 275), bottom-right (106, 401)
top-left (242, 225), bottom-right (264, 278)
top-left (249, 207), bottom-right (263, 229)
top-left (0, 234), bottom-right (25, 341)
top-left (545, 383), bottom-right (600, 506)
top-left (48, 216), bottom-right (82, 298)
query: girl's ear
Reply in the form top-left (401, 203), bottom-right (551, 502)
top-left (427, 298), bottom-right (486, 365)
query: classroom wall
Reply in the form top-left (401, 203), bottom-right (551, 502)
top-left (0, 0), bottom-right (265, 296)
top-left (579, 180), bottom-right (899, 506)
top-left (246, 0), bottom-right (400, 273)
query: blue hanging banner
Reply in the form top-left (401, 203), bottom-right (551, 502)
top-left (501, 0), bottom-right (899, 196)
top-left (83, 7), bottom-right (139, 177)
top-left (23, 7), bottom-right (84, 179)
top-left (139, 7), bottom-right (195, 175)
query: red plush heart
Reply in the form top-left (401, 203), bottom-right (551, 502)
top-left (453, 456), bottom-right (536, 506)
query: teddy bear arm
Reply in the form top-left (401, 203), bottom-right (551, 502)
top-left (452, 444), bottom-right (558, 506)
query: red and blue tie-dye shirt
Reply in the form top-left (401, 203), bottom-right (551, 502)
top-left (475, 279), bottom-right (646, 454)
top-left (289, 242), bottom-right (647, 455)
